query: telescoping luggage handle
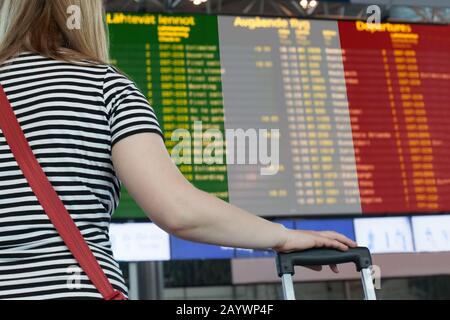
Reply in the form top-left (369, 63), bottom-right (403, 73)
top-left (276, 247), bottom-right (377, 300)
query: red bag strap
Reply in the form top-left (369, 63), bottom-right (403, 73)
top-left (0, 84), bottom-right (126, 300)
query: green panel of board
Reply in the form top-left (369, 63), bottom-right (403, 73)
top-left (108, 13), bottom-right (229, 219)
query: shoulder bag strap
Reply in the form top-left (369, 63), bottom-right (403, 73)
top-left (0, 84), bottom-right (126, 300)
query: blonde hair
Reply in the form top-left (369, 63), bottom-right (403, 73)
top-left (0, 0), bottom-right (109, 65)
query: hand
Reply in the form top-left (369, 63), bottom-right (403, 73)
top-left (273, 229), bottom-right (358, 273)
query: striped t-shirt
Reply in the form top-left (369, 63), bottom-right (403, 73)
top-left (0, 52), bottom-right (163, 299)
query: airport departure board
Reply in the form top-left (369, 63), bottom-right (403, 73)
top-left (107, 13), bottom-right (450, 218)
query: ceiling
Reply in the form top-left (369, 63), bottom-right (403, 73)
top-left (104, 0), bottom-right (450, 23)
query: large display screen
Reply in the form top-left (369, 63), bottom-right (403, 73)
top-left (107, 13), bottom-right (450, 219)
top-left (109, 215), bottom-right (450, 261)
top-left (354, 217), bottom-right (415, 253)
top-left (411, 215), bottom-right (450, 252)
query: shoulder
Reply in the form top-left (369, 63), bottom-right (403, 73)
top-left (102, 65), bottom-right (148, 112)
top-left (104, 65), bottom-right (137, 94)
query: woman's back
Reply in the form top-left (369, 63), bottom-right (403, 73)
top-left (0, 52), bottom-right (161, 299)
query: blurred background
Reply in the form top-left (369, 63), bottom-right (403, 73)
top-left (103, 0), bottom-right (450, 300)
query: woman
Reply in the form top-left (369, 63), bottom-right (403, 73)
top-left (0, 0), bottom-right (356, 300)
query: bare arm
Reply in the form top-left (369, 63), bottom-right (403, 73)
top-left (112, 133), bottom-right (356, 256)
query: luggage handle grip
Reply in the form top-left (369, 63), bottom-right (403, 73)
top-left (276, 247), bottom-right (373, 277)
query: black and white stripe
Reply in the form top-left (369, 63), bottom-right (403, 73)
top-left (0, 52), bottom-right (162, 300)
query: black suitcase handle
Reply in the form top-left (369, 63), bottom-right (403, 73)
top-left (276, 247), bottom-right (372, 277)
